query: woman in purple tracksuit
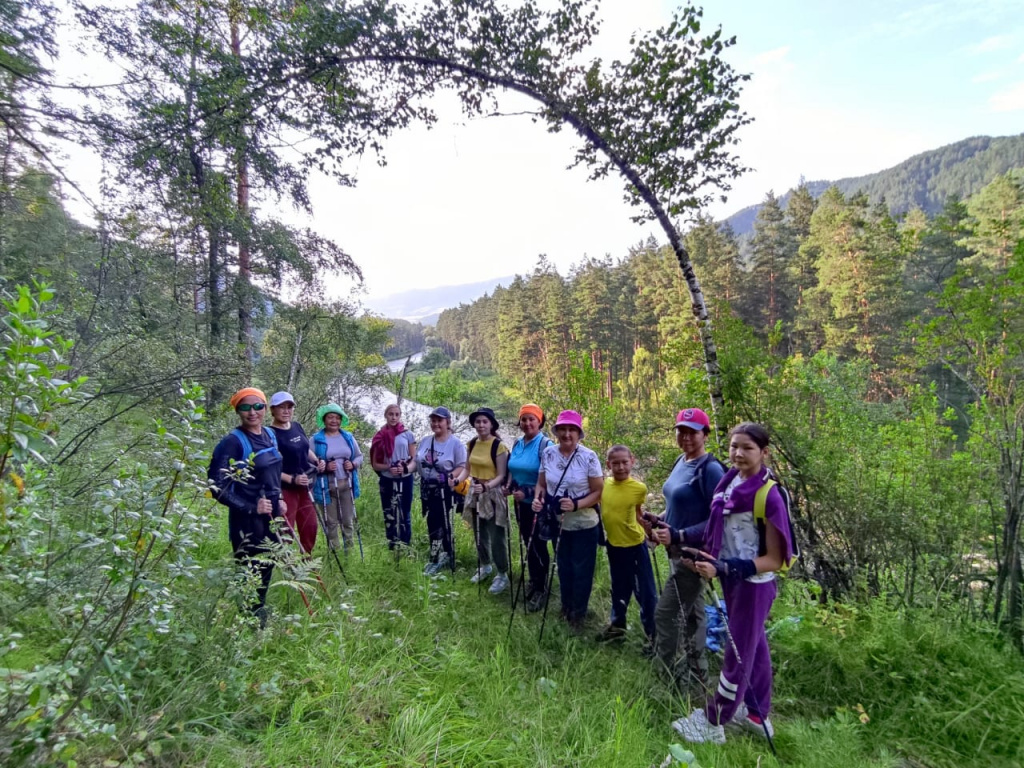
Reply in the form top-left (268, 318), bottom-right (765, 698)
top-left (671, 422), bottom-right (793, 746)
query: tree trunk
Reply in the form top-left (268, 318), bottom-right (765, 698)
top-left (287, 327), bottom-right (304, 391)
top-left (231, 14), bottom-right (253, 366)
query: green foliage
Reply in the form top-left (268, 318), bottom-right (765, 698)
top-left (774, 597), bottom-right (1024, 768)
top-left (0, 285), bottom-right (86, 475)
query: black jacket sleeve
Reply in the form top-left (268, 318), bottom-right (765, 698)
top-left (208, 435), bottom-right (256, 512)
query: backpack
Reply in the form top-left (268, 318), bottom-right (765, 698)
top-left (754, 472), bottom-right (800, 571)
top-left (669, 452), bottom-right (726, 506)
top-left (231, 428), bottom-right (281, 465)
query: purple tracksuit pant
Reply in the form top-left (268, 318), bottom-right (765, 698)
top-left (706, 577), bottom-right (777, 726)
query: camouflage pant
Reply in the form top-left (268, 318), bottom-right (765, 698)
top-left (653, 562), bottom-right (709, 689)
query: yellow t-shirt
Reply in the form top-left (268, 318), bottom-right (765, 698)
top-left (601, 477), bottom-right (648, 548)
top-left (468, 437), bottom-right (509, 482)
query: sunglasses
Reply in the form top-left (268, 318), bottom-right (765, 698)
top-left (236, 402), bottom-right (266, 412)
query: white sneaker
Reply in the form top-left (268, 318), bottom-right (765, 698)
top-left (489, 572), bottom-right (510, 594)
top-left (731, 703), bottom-right (774, 739)
top-left (434, 552), bottom-right (451, 573)
top-left (470, 564), bottom-right (493, 584)
top-left (671, 709), bottom-right (726, 745)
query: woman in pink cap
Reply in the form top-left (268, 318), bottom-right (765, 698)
top-left (531, 410), bottom-right (604, 632)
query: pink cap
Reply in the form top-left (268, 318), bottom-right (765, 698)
top-left (675, 407), bottom-right (710, 431)
top-left (554, 410), bottom-right (584, 435)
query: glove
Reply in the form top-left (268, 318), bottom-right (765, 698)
top-left (719, 558), bottom-right (757, 581)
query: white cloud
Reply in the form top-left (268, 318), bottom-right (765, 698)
top-left (989, 81), bottom-right (1024, 111)
top-left (751, 46), bottom-right (792, 65)
top-left (972, 71), bottom-right (1002, 83)
top-left (968, 35), bottom-right (1013, 54)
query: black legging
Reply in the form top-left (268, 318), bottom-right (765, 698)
top-left (422, 484), bottom-right (455, 564)
top-left (514, 499), bottom-right (556, 593)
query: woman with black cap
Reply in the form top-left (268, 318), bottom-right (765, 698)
top-left (207, 387), bottom-right (287, 627)
top-left (415, 406), bottom-right (467, 574)
top-left (454, 407), bottom-right (510, 594)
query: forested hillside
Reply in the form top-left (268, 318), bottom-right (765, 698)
top-left (725, 133), bottom-right (1024, 236)
top-left (436, 170), bottom-right (1024, 623)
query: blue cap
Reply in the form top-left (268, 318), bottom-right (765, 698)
top-left (429, 406), bottom-right (452, 421)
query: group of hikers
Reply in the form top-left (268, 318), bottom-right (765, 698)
top-left (208, 387), bottom-right (795, 748)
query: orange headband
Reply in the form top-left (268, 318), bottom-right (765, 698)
top-left (229, 387), bottom-right (267, 409)
top-left (518, 403), bottom-right (544, 423)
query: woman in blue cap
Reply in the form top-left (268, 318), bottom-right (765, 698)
top-left (415, 406), bottom-right (467, 574)
top-left (312, 404), bottom-right (362, 553)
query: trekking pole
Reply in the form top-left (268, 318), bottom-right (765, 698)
top-left (505, 495), bottom-right (515, 606)
top-left (473, 498), bottom-right (482, 599)
top-left (313, 475), bottom-right (346, 581)
top-left (704, 577), bottom-right (777, 757)
top-left (392, 477), bottom-right (402, 567)
top-left (538, 513), bottom-right (564, 644)
top-left (650, 543), bottom-right (663, 594)
top-left (352, 490), bottom-right (365, 563)
top-left (506, 499), bottom-right (537, 640)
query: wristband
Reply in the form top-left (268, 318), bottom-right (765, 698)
top-left (572, 497), bottom-right (579, 511)
top-left (720, 558), bottom-right (757, 581)
top-left (669, 527), bottom-right (681, 546)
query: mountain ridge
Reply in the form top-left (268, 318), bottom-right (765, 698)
top-left (725, 133), bottom-right (1024, 236)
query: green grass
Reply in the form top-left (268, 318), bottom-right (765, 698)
top-left (72, 491), bottom-right (1024, 768)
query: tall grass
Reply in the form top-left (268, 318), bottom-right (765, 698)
top-left (77, 492), bottom-right (1024, 767)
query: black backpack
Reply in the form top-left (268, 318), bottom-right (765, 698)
top-left (669, 452), bottom-right (726, 506)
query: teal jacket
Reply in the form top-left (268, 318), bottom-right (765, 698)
top-left (312, 429), bottom-right (361, 503)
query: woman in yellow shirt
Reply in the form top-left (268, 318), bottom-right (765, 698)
top-left (455, 407), bottom-right (511, 594)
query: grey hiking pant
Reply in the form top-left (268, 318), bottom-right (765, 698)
top-left (654, 561), bottom-right (708, 685)
top-left (324, 481), bottom-right (355, 550)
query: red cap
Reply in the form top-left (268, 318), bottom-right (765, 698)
top-left (675, 408), bottom-right (710, 431)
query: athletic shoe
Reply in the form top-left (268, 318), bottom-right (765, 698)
top-left (732, 703), bottom-right (775, 739)
top-left (470, 564), bottom-right (493, 583)
top-left (640, 638), bottom-right (657, 659)
top-left (595, 624), bottom-right (627, 643)
top-left (672, 709), bottom-right (726, 745)
top-left (423, 561), bottom-right (440, 576)
top-left (435, 552), bottom-right (451, 572)
top-left (489, 572), bottom-right (510, 594)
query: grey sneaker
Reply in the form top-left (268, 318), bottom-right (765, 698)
top-left (489, 572), bottom-right (510, 594)
top-left (732, 703), bottom-right (775, 739)
top-left (672, 709), bottom-right (726, 745)
top-left (470, 564), bottom-right (493, 583)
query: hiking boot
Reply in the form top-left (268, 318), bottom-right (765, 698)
top-left (672, 709), bottom-right (725, 745)
top-left (595, 624), bottom-right (627, 643)
top-left (732, 703), bottom-right (775, 739)
top-left (470, 564), bottom-right (493, 584)
top-left (489, 572), bottom-right (510, 594)
top-left (525, 589), bottom-right (546, 613)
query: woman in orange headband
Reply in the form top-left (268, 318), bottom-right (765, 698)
top-left (208, 388), bottom-right (287, 628)
top-left (505, 404), bottom-right (555, 612)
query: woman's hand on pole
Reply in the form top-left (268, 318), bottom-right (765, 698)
top-left (257, 497), bottom-right (274, 516)
top-left (295, 472), bottom-right (310, 488)
top-left (326, 460), bottom-right (337, 472)
top-left (531, 496), bottom-right (544, 513)
top-left (317, 459), bottom-right (326, 472)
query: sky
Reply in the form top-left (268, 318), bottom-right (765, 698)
top-left (55, 0), bottom-right (1024, 308)
top-left (316, 0), bottom-right (1024, 306)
